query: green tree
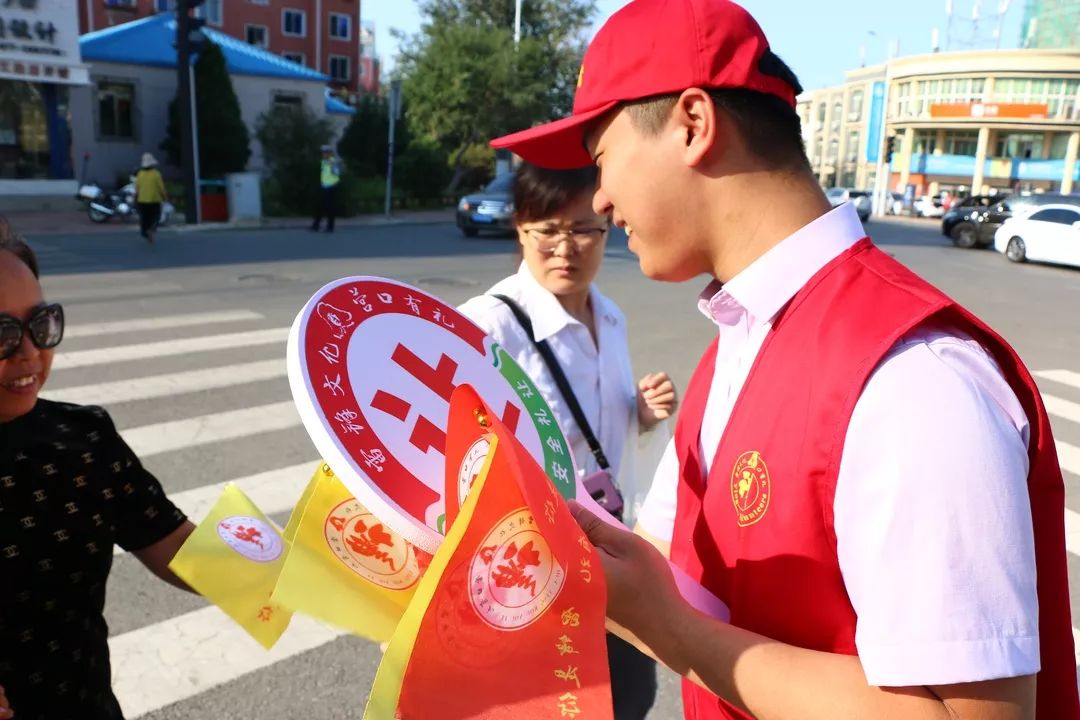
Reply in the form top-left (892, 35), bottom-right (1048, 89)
top-left (394, 0), bottom-right (595, 191)
top-left (337, 94), bottom-right (411, 177)
top-left (254, 104), bottom-right (333, 215)
top-left (161, 42), bottom-right (251, 178)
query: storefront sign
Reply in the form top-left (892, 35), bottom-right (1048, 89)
top-left (0, 0), bottom-right (87, 85)
top-left (929, 102), bottom-right (1049, 120)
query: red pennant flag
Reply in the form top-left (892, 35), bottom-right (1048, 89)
top-left (367, 384), bottom-right (612, 719)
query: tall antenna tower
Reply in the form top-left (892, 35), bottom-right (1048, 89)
top-left (945, 0), bottom-right (1012, 51)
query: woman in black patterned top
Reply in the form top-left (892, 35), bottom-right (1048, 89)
top-left (0, 222), bottom-right (197, 720)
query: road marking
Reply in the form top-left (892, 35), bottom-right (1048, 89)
top-left (1058, 440), bottom-right (1080, 478)
top-left (122, 401), bottom-right (300, 458)
top-left (1066, 508), bottom-right (1080, 558)
top-left (52, 327), bottom-right (289, 369)
top-left (1035, 369), bottom-right (1080, 392)
top-left (113, 460), bottom-right (316, 556)
top-left (1042, 394), bottom-right (1080, 426)
top-left (45, 282), bottom-right (185, 303)
top-left (45, 359), bottom-right (287, 406)
top-left (65, 310), bottom-right (263, 339)
top-left (109, 606), bottom-right (344, 718)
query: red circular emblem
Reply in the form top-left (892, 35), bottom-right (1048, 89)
top-left (287, 277), bottom-right (578, 554)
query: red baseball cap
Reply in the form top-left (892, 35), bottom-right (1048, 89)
top-left (490, 0), bottom-right (796, 169)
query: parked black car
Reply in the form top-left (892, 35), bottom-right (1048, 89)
top-left (941, 195), bottom-right (1011, 248)
top-left (455, 173), bottom-right (515, 237)
top-left (942, 192), bottom-right (1080, 249)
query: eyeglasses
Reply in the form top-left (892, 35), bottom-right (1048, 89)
top-left (522, 225), bottom-right (608, 254)
top-left (0, 304), bottom-right (65, 361)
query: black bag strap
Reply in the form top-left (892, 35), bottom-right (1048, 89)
top-left (490, 293), bottom-right (610, 470)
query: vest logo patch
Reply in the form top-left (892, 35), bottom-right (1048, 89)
top-left (731, 451), bottom-right (771, 527)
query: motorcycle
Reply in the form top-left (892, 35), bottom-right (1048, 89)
top-left (77, 179), bottom-right (173, 225)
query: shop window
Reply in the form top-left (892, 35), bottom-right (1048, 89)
top-left (97, 81), bottom-right (135, 140)
top-left (0, 81), bottom-right (71, 180)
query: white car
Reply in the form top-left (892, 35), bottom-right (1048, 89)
top-left (993, 203), bottom-right (1080, 269)
top-left (825, 187), bottom-right (871, 222)
top-left (913, 195), bottom-right (945, 218)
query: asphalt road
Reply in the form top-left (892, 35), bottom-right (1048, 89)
top-left (17, 213), bottom-right (1080, 719)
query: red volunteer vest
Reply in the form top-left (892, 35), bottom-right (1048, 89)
top-left (671, 239), bottom-right (1078, 719)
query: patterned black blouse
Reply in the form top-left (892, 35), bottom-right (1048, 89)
top-left (0, 400), bottom-right (187, 720)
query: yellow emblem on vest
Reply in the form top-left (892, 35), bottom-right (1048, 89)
top-left (730, 451), bottom-right (770, 527)
top-left (577, 63), bottom-right (585, 88)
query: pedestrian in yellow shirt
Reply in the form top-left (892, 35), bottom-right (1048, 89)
top-left (134, 152), bottom-right (168, 244)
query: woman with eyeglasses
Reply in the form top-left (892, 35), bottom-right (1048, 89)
top-left (0, 219), bottom-right (196, 720)
top-left (459, 162), bottom-right (676, 720)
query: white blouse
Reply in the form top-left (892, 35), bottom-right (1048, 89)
top-left (458, 262), bottom-right (668, 524)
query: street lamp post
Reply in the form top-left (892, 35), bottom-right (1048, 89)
top-left (514, 0), bottom-right (522, 46)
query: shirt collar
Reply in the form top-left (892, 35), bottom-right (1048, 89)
top-left (698, 202), bottom-right (866, 327)
top-left (515, 261), bottom-right (610, 342)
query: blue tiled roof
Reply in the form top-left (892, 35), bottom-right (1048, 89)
top-left (80, 13), bottom-right (329, 82)
top-left (325, 89), bottom-right (356, 115)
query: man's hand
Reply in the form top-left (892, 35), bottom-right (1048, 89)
top-left (637, 372), bottom-right (678, 428)
top-left (569, 500), bottom-right (684, 649)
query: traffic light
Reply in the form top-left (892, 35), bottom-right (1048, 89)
top-left (173, 0), bottom-right (208, 55)
top-left (885, 135), bottom-right (896, 164)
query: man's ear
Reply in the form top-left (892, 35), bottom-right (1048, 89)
top-left (670, 88), bottom-right (718, 168)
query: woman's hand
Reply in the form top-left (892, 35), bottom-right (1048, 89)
top-left (0, 684), bottom-right (14, 719)
top-left (637, 372), bottom-right (678, 429)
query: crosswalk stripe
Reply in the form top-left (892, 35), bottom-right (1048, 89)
top-left (1066, 508), bottom-right (1080, 558)
top-left (45, 282), bottom-right (185, 303)
top-left (113, 460), bottom-right (316, 556)
top-left (109, 607), bottom-right (345, 718)
top-left (1036, 369), bottom-right (1080, 392)
top-left (52, 327), bottom-right (290, 370)
top-left (122, 401), bottom-right (300, 458)
top-left (64, 310), bottom-right (264, 339)
top-left (1058, 440), bottom-right (1080, 478)
top-left (1043, 394), bottom-right (1080, 426)
top-left (44, 359), bottom-right (287, 406)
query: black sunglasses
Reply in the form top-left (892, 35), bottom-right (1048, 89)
top-left (0, 304), bottom-right (65, 360)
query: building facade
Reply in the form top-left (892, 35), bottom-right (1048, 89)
top-left (0, 0), bottom-right (90, 208)
top-left (77, 0), bottom-right (377, 100)
top-left (1021, 0), bottom-right (1080, 50)
top-left (798, 48), bottom-right (1080, 200)
top-left (73, 13), bottom-right (331, 186)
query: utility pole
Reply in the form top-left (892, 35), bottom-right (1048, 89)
top-left (384, 80), bottom-right (402, 218)
top-left (175, 0), bottom-right (207, 224)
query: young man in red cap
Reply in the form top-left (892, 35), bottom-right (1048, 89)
top-left (492, 1), bottom-right (1077, 718)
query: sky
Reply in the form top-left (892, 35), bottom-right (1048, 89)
top-left (365, 0), bottom-right (1025, 92)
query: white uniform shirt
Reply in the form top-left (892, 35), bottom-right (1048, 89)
top-left (636, 203), bottom-right (1040, 686)
top-left (458, 262), bottom-right (639, 483)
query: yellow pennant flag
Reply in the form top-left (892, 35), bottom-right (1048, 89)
top-left (271, 462), bottom-right (430, 642)
top-left (169, 483), bottom-right (293, 649)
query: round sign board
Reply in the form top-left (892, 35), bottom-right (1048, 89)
top-left (287, 276), bottom-right (578, 553)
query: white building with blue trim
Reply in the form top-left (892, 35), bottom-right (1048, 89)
top-left (71, 11), bottom-right (352, 191)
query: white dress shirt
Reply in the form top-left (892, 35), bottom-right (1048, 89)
top-left (458, 262), bottom-right (640, 482)
top-left (636, 203), bottom-right (1039, 686)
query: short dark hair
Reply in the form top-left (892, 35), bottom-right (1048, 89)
top-left (512, 162), bottom-right (599, 224)
top-left (0, 215), bottom-right (38, 278)
top-left (623, 51), bottom-right (809, 171)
